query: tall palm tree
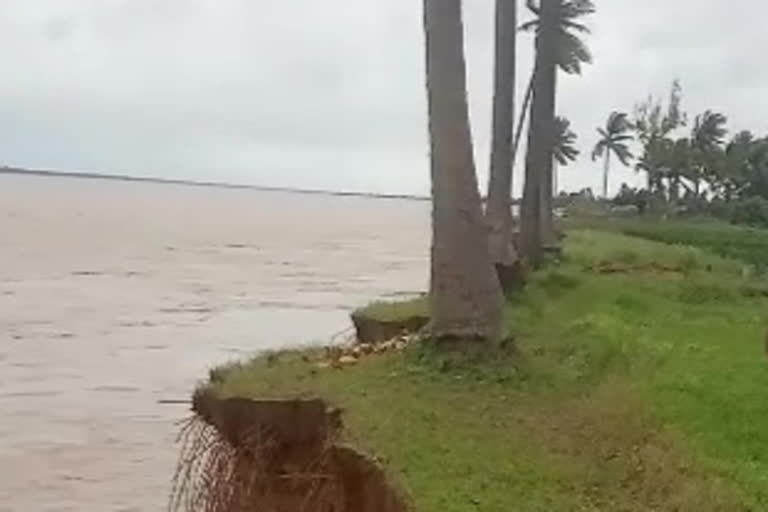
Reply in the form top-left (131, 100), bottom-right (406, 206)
top-left (519, 0), bottom-right (594, 262)
top-left (591, 111), bottom-right (633, 198)
top-left (486, 0), bottom-right (519, 294)
top-left (512, 0), bottom-right (594, 165)
top-left (423, 0), bottom-right (503, 341)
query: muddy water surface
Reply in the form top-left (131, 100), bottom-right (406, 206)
top-left (0, 174), bottom-right (428, 511)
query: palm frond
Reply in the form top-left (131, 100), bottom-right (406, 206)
top-left (610, 133), bottom-right (634, 143)
top-left (561, 20), bottom-right (590, 33)
top-left (553, 116), bottom-right (579, 165)
top-left (521, 0), bottom-right (594, 74)
top-left (519, 19), bottom-right (538, 32)
top-left (692, 110), bottom-right (727, 151)
top-left (606, 112), bottom-right (631, 134)
top-left (591, 140), bottom-right (606, 161)
top-left (612, 143), bottom-right (634, 166)
top-left (560, 0), bottom-right (596, 19)
top-left (557, 30), bottom-right (592, 74)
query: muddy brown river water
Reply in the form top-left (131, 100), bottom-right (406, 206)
top-left (0, 174), bottom-right (429, 511)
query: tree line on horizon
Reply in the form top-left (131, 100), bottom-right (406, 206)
top-left (608, 81), bottom-right (768, 228)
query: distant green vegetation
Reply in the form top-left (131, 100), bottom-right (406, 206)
top-left (570, 217), bottom-right (768, 272)
top-left (203, 229), bottom-right (768, 511)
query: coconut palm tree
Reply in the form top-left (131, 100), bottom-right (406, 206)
top-left (591, 111), bottom-right (634, 198)
top-left (423, 0), bottom-right (503, 341)
top-left (486, 0), bottom-right (519, 294)
top-left (689, 110), bottom-right (727, 195)
top-left (519, 0), bottom-right (594, 263)
top-left (512, 0), bottom-right (594, 166)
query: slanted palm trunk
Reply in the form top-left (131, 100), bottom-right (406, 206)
top-left (602, 150), bottom-right (611, 198)
top-left (513, 71), bottom-right (535, 164)
top-left (486, 0), bottom-right (520, 293)
top-left (423, 0), bottom-right (503, 341)
top-left (520, 0), bottom-right (557, 264)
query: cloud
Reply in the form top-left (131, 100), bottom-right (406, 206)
top-left (1, 0), bottom-right (767, 195)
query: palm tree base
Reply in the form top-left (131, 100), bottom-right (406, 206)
top-left (495, 261), bottom-right (525, 296)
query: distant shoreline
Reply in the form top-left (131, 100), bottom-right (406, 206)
top-left (0, 166), bottom-right (430, 202)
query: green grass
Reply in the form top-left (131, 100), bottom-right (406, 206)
top-left (570, 216), bottom-right (768, 272)
top-left (352, 296), bottom-right (429, 322)
top-left (202, 229), bottom-right (768, 511)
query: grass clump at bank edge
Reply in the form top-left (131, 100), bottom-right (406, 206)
top-left (353, 296), bottom-right (429, 322)
top-left (202, 228), bottom-right (768, 511)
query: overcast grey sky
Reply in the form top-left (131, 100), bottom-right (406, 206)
top-left (2, 1), bottom-right (767, 196)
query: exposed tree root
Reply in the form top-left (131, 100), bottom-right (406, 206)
top-left (169, 391), bottom-right (408, 512)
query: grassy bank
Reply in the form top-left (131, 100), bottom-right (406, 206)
top-left (201, 228), bottom-right (768, 511)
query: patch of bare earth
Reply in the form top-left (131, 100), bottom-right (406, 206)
top-left (521, 382), bottom-right (746, 511)
top-left (170, 391), bottom-right (408, 512)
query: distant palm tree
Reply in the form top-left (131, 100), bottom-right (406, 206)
top-left (519, 0), bottom-right (594, 262)
top-left (689, 110), bottom-right (727, 195)
top-left (591, 111), bottom-right (634, 198)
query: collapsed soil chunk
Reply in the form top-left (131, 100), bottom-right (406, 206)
top-left (171, 391), bottom-right (408, 512)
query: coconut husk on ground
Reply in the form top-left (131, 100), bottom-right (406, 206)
top-left (317, 334), bottom-right (416, 369)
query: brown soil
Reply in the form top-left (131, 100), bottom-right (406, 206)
top-left (170, 390), bottom-right (408, 512)
top-left (350, 311), bottom-right (428, 344)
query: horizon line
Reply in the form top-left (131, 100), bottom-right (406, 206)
top-left (0, 166), bottom-right (433, 202)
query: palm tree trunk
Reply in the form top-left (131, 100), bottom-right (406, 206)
top-left (521, 0), bottom-right (558, 265)
top-left (538, 69), bottom-right (558, 246)
top-left (512, 69), bottom-right (535, 168)
top-left (602, 150), bottom-right (611, 198)
top-left (423, 0), bottom-right (503, 341)
top-left (485, 0), bottom-right (520, 293)
top-left (553, 160), bottom-right (558, 196)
